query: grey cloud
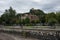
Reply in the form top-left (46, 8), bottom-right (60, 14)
top-left (0, 0), bottom-right (60, 15)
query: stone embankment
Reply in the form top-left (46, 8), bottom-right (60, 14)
top-left (0, 28), bottom-right (60, 40)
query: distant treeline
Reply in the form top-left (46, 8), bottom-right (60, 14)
top-left (0, 7), bottom-right (60, 26)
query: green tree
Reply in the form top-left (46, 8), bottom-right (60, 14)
top-left (16, 14), bottom-right (22, 25)
top-left (0, 17), bottom-right (2, 24)
top-left (48, 18), bottom-right (57, 28)
top-left (24, 17), bottom-right (30, 24)
top-left (56, 12), bottom-right (60, 23)
top-left (47, 12), bottom-right (57, 28)
top-left (30, 8), bottom-right (46, 25)
top-left (1, 7), bottom-right (16, 25)
top-left (16, 14), bottom-right (21, 19)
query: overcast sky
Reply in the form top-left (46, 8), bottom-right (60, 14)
top-left (0, 0), bottom-right (60, 15)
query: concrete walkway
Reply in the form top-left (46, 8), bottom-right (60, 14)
top-left (0, 33), bottom-right (38, 40)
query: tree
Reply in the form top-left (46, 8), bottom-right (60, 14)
top-left (24, 17), bottom-right (30, 24)
top-left (16, 14), bottom-right (22, 25)
top-left (30, 8), bottom-right (46, 25)
top-left (1, 7), bottom-right (16, 25)
top-left (0, 17), bottom-right (2, 24)
top-left (56, 12), bottom-right (60, 24)
top-left (16, 14), bottom-right (21, 19)
top-left (47, 12), bottom-right (57, 28)
top-left (9, 7), bottom-right (16, 18)
top-left (21, 19), bottom-right (25, 25)
top-left (48, 18), bottom-right (57, 28)
top-left (30, 8), bottom-right (45, 16)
